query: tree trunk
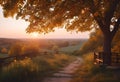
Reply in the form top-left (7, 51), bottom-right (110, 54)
top-left (103, 34), bottom-right (112, 65)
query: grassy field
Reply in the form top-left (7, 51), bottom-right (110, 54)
top-left (0, 53), bottom-right (75, 82)
top-left (0, 38), bottom-right (86, 82)
top-left (59, 43), bottom-right (83, 53)
top-left (70, 53), bottom-right (120, 82)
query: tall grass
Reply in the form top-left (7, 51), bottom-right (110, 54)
top-left (0, 54), bottom-right (74, 82)
top-left (71, 53), bottom-right (120, 82)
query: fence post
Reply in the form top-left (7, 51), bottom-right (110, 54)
top-left (116, 53), bottom-right (119, 63)
top-left (94, 52), bottom-right (98, 64)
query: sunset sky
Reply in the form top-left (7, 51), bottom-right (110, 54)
top-left (0, 7), bottom-right (90, 39)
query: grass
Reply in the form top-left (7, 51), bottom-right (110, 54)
top-left (0, 53), bottom-right (8, 58)
top-left (70, 53), bottom-right (120, 82)
top-left (60, 43), bottom-right (83, 53)
top-left (0, 53), bottom-right (75, 82)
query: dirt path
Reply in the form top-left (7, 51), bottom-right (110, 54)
top-left (42, 57), bottom-right (83, 82)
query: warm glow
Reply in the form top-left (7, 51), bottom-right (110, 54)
top-left (30, 32), bottom-right (39, 38)
top-left (0, 7), bottom-right (90, 39)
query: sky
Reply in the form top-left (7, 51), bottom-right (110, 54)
top-left (0, 7), bottom-right (90, 39)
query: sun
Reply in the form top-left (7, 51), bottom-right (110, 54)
top-left (30, 32), bottom-right (39, 38)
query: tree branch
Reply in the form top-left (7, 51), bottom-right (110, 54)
top-left (104, 0), bottom-right (120, 26)
top-left (111, 18), bottom-right (120, 39)
top-left (88, 0), bottom-right (104, 33)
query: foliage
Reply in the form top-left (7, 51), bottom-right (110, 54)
top-left (1, 48), bottom-right (8, 54)
top-left (70, 53), bottom-right (120, 82)
top-left (8, 42), bottom-right (40, 56)
top-left (78, 29), bottom-right (103, 54)
top-left (0, 54), bottom-right (74, 82)
top-left (21, 44), bottom-right (40, 55)
top-left (8, 43), bottom-right (22, 56)
top-left (112, 30), bottom-right (120, 52)
top-left (78, 28), bottom-right (120, 55)
top-left (0, 0), bottom-right (119, 34)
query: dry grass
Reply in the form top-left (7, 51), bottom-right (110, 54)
top-left (0, 53), bottom-right (74, 82)
top-left (71, 53), bottom-right (120, 82)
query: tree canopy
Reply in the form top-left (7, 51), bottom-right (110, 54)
top-left (1, 0), bottom-right (119, 34)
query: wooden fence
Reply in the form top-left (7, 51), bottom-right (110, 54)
top-left (0, 55), bottom-right (29, 67)
top-left (94, 52), bottom-right (120, 66)
top-left (0, 51), bottom-right (51, 67)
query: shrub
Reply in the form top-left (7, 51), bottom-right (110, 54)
top-left (1, 48), bottom-right (8, 54)
top-left (21, 44), bottom-right (39, 55)
top-left (8, 43), bottom-right (22, 56)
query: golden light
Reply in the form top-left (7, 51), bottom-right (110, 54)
top-left (30, 32), bottom-right (39, 38)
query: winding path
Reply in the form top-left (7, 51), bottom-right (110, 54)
top-left (42, 57), bottom-right (83, 82)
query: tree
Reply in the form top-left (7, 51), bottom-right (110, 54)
top-left (1, 48), bottom-right (8, 54)
top-left (21, 44), bottom-right (39, 55)
top-left (8, 43), bottom-right (22, 56)
top-left (0, 0), bottom-right (120, 65)
top-left (80, 28), bottom-right (103, 54)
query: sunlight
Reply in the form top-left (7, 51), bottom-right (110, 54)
top-left (0, 7), bottom-right (90, 39)
top-left (30, 32), bottom-right (39, 38)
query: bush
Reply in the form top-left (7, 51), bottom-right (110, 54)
top-left (8, 43), bottom-right (40, 57)
top-left (21, 44), bottom-right (39, 55)
top-left (8, 43), bottom-right (22, 56)
top-left (1, 48), bottom-right (8, 54)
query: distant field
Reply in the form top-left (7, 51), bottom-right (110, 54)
top-left (0, 38), bottom-right (86, 48)
top-left (59, 42), bottom-right (85, 53)
top-left (0, 38), bottom-right (87, 55)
